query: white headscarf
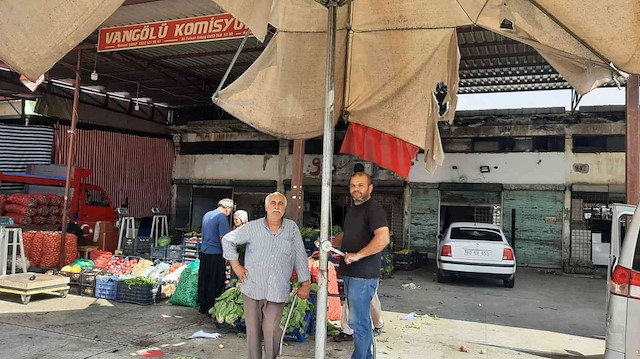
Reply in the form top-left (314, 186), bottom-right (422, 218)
top-left (233, 210), bottom-right (249, 225)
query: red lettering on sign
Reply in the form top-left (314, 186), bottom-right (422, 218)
top-left (98, 13), bottom-right (250, 52)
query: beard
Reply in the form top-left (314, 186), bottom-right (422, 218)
top-left (352, 191), bottom-right (369, 202)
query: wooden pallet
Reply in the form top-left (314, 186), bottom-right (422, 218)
top-left (0, 273), bottom-right (70, 304)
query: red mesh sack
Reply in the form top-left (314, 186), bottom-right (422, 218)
top-left (22, 231), bottom-right (36, 259)
top-left (0, 194), bottom-right (7, 215)
top-left (8, 194), bottom-right (37, 207)
top-left (34, 216), bottom-right (47, 225)
top-left (6, 213), bottom-right (32, 225)
top-left (45, 194), bottom-right (62, 206)
top-left (33, 194), bottom-right (51, 206)
top-left (63, 233), bottom-right (78, 266)
top-left (49, 206), bottom-right (60, 215)
top-left (90, 250), bottom-right (113, 268)
top-left (39, 232), bottom-right (61, 268)
top-left (327, 264), bottom-right (341, 321)
top-left (36, 206), bottom-right (50, 216)
top-left (30, 231), bottom-right (45, 267)
top-left (46, 215), bottom-right (58, 225)
top-left (4, 204), bottom-right (36, 217)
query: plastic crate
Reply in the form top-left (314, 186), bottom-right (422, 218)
top-left (81, 285), bottom-right (95, 297)
top-left (80, 270), bottom-right (99, 287)
top-left (394, 261), bottom-right (418, 271)
top-left (167, 245), bottom-right (183, 261)
top-left (150, 246), bottom-right (167, 259)
top-left (123, 237), bottom-right (152, 256)
top-left (393, 250), bottom-right (418, 262)
top-left (283, 296), bottom-right (315, 343)
top-left (68, 284), bottom-right (80, 296)
top-left (116, 281), bottom-right (160, 305)
top-left (95, 276), bottom-right (119, 300)
top-left (59, 271), bottom-right (82, 284)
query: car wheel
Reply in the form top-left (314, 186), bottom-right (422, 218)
top-left (437, 269), bottom-right (452, 283)
top-left (503, 277), bottom-right (515, 288)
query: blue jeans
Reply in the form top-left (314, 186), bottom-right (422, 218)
top-left (343, 276), bottom-right (378, 359)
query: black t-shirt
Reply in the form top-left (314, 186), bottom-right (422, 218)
top-left (339, 199), bottom-right (388, 279)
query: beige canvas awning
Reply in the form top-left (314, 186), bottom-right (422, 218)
top-left (0, 0), bottom-right (124, 82)
top-left (212, 0), bottom-right (637, 171)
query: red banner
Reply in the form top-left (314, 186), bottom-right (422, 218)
top-left (98, 13), bottom-right (250, 52)
top-left (340, 123), bottom-right (420, 179)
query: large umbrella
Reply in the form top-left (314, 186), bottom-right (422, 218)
top-left (208, 0), bottom-right (639, 357)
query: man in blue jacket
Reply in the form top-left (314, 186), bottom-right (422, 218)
top-left (198, 198), bottom-right (234, 314)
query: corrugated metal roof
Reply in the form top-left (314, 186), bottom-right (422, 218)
top-left (101, 0), bottom-right (223, 27)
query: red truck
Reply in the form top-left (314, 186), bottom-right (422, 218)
top-left (0, 166), bottom-right (115, 241)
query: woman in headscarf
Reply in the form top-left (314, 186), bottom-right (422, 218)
top-left (233, 210), bottom-right (249, 230)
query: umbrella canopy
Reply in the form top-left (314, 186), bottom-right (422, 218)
top-left (0, 0), bottom-right (125, 82)
top-left (212, 0), bottom-right (637, 171)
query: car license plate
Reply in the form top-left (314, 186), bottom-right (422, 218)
top-left (464, 249), bottom-right (490, 256)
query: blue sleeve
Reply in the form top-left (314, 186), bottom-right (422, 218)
top-left (218, 214), bottom-right (230, 238)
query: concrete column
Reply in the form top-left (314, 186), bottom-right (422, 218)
top-left (289, 140), bottom-right (305, 227)
top-left (563, 133), bottom-right (573, 267)
top-left (562, 186), bottom-right (572, 263)
top-left (402, 183), bottom-right (411, 249)
top-left (277, 139), bottom-right (289, 193)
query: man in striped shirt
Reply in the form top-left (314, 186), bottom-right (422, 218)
top-left (222, 192), bottom-right (311, 359)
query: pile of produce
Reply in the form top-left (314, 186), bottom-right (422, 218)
top-left (105, 257), bottom-right (139, 276)
top-left (280, 283), bottom-right (316, 334)
top-left (211, 282), bottom-right (318, 333)
top-left (21, 231), bottom-right (77, 268)
top-left (123, 276), bottom-right (156, 289)
top-left (1, 193), bottom-right (67, 225)
top-left (210, 286), bottom-right (244, 325)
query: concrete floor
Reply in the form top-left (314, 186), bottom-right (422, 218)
top-left (0, 265), bottom-right (607, 359)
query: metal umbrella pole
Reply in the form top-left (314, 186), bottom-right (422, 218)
top-left (58, 50), bottom-right (82, 268)
top-left (314, 2), bottom-right (338, 359)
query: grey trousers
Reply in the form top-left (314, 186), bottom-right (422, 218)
top-left (243, 294), bottom-right (286, 359)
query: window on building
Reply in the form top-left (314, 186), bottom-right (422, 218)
top-left (573, 135), bottom-right (625, 153)
top-left (443, 136), bottom-right (564, 153)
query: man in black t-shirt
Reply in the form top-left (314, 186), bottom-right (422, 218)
top-left (331, 172), bottom-right (389, 359)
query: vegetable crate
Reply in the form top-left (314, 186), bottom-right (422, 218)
top-left (68, 284), bottom-right (81, 296)
top-left (394, 249), bottom-right (419, 271)
top-left (116, 281), bottom-right (161, 305)
top-left (182, 234), bottom-right (200, 263)
top-left (122, 237), bottom-right (153, 257)
top-left (58, 271), bottom-right (81, 284)
top-left (95, 276), bottom-right (119, 300)
top-left (80, 270), bottom-right (99, 287)
top-left (283, 296), bottom-right (315, 343)
top-left (150, 246), bottom-right (167, 260)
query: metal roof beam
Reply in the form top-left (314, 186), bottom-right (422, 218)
top-left (461, 51), bottom-right (540, 61)
top-left (458, 39), bottom-right (520, 49)
top-left (153, 47), bottom-right (265, 61)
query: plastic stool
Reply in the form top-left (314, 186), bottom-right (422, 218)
top-left (0, 227), bottom-right (28, 275)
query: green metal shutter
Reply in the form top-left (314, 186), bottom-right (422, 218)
top-left (409, 188), bottom-right (439, 255)
top-left (503, 190), bottom-right (564, 268)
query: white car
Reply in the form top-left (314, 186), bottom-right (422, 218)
top-left (605, 204), bottom-right (640, 359)
top-left (437, 222), bottom-right (516, 288)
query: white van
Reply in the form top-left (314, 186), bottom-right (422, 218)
top-left (605, 204), bottom-right (640, 359)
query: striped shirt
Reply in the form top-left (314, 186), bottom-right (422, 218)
top-left (222, 217), bottom-right (310, 303)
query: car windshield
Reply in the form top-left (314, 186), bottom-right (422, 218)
top-left (450, 228), bottom-right (503, 242)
